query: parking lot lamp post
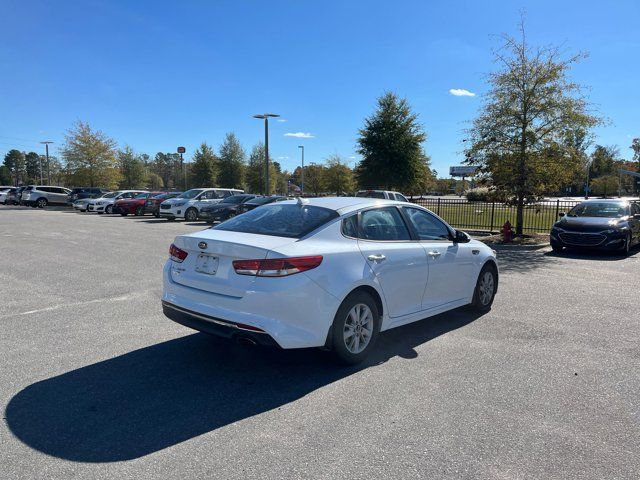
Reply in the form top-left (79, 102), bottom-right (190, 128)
top-left (253, 113), bottom-right (280, 195)
top-left (585, 160), bottom-right (591, 200)
top-left (298, 145), bottom-right (305, 196)
top-left (177, 146), bottom-right (186, 190)
top-left (40, 141), bottom-right (53, 184)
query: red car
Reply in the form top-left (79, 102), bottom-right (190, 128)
top-left (114, 192), bottom-right (166, 216)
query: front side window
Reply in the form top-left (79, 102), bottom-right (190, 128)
top-left (359, 207), bottom-right (411, 241)
top-left (404, 207), bottom-right (451, 241)
top-left (396, 194), bottom-right (408, 202)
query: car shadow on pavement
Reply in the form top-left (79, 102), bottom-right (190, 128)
top-left (5, 307), bottom-right (481, 463)
top-left (544, 247), bottom-right (639, 261)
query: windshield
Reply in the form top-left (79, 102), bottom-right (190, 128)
top-left (179, 189), bottom-right (204, 199)
top-left (567, 202), bottom-right (629, 218)
top-left (134, 193), bottom-right (148, 199)
top-left (214, 204), bottom-right (339, 238)
top-left (101, 192), bottom-right (118, 198)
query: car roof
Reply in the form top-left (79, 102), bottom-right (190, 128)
top-left (277, 196), bottom-right (406, 214)
top-left (579, 199), bottom-right (629, 204)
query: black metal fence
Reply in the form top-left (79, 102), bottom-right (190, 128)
top-left (409, 197), bottom-right (582, 234)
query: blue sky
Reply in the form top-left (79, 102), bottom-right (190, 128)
top-left (1, 0), bottom-right (638, 176)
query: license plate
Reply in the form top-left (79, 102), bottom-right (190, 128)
top-left (195, 254), bottom-right (219, 275)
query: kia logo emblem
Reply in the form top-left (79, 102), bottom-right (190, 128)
top-left (198, 241), bottom-right (208, 250)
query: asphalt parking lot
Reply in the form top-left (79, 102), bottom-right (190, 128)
top-left (1, 206), bottom-right (638, 480)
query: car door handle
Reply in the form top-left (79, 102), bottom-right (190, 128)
top-left (427, 251), bottom-right (441, 258)
top-left (367, 254), bottom-right (386, 263)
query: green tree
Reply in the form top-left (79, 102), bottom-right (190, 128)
top-left (305, 163), bottom-right (327, 196)
top-left (218, 133), bottom-right (245, 188)
top-left (146, 172), bottom-right (164, 190)
top-left (3, 149), bottom-right (25, 185)
top-left (0, 165), bottom-right (11, 185)
top-left (324, 155), bottom-right (355, 195)
top-left (190, 143), bottom-right (218, 187)
top-left (246, 142), bottom-right (275, 194)
top-left (117, 146), bottom-right (147, 188)
top-left (589, 145), bottom-right (618, 178)
top-left (24, 152), bottom-right (41, 183)
top-left (464, 22), bottom-right (601, 234)
top-left (590, 175), bottom-right (618, 197)
top-left (356, 91), bottom-right (427, 191)
top-left (62, 121), bottom-right (119, 187)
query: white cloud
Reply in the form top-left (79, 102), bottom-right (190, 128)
top-left (348, 156), bottom-right (356, 159)
top-left (277, 118), bottom-right (287, 123)
top-left (284, 132), bottom-right (315, 138)
top-left (449, 88), bottom-right (476, 97)
top-left (277, 156), bottom-right (289, 160)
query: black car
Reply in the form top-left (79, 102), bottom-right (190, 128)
top-left (69, 187), bottom-right (109, 203)
top-left (236, 195), bottom-right (288, 214)
top-left (550, 200), bottom-right (640, 255)
top-left (199, 194), bottom-right (258, 224)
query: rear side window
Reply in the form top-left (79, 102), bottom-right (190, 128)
top-left (396, 193), bottom-right (408, 202)
top-left (214, 204), bottom-right (339, 238)
top-left (342, 215), bottom-right (358, 238)
top-left (360, 207), bottom-right (411, 241)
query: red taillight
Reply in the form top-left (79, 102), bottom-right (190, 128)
top-left (169, 243), bottom-right (188, 263)
top-left (233, 256), bottom-right (323, 277)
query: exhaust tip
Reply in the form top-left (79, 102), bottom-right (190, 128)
top-left (235, 335), bottom-right (257, 346)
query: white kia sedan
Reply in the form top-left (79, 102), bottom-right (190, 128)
top-left (162, 197), bottom-right (498, 364)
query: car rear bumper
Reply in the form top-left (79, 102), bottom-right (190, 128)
top-left (162, 260), bottom-right (339, 349)
top-left (162, 301), bottom-right (280, 347)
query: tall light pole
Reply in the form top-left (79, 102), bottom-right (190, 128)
top-left (40, 141), bottom-right (53, 184)
top-left (253, 113), bottom-right (279, 195)
top-left (298, 145), bottom-right (305, 197)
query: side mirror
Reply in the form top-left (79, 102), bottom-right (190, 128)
top-left (558, 212), bottom-right (565, 217)
top-left (454, 230), bottom-right (471, 243)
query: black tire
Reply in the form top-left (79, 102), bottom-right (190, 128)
top-left (120, 212), bottom-right (128, 216)
top-left (621, 232), bottom-right (632, 256)
top-left (166, 217), bottom-right (175, 222)
top-left (105, 205), bottom-right (113, 214)
top-left (184, 208), bottom-right (198, 222)
top-left (551, 243), bottom-right (563, 253)
top-left (470, 263), bottom-right (498, 312)
top-left (36, 198), bottom-right (48, 208)
top-left (135, 206), bottom-right (144, 216)
top-left (330, 291), bottom-right (380, 365)
top-left (154, 212), bottom-right (160, 218)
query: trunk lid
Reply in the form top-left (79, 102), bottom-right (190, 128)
top-left (170, 230), bottom-right (297, 297)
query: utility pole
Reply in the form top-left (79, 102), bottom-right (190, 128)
top-left (298, 145), bottom-right (305, 196)
top-left (40, 141), bottom-right (53, 184)
top-left (253, 113), bottom-right (279, 195)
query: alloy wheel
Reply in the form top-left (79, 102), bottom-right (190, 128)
top-left (478, 271), bottom-right (495, 306)
top-left (343, 303), bottom-right (374, 354)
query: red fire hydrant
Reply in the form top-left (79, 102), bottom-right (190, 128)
top-left (502, 220), bottom-right (514, 243)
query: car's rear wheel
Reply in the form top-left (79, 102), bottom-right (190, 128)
top-left (105, 205), bottom-right (113, 214)
top-left (184, 207), bottom-right (198, 222)
top-left (36, 198), bottom-right (48, 208)
top-left (120, 212), bottom-right (128, 216)
top-left (154, 212), bottom-right (160, 218)
top-left (135, 206), bottom-right (144, 216)
top-left (330, 291), bottom-right (380, 365)
top-left (471, 264), bottom-right (497, 312)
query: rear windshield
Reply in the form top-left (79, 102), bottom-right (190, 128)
top-left (356, 191), bottom-right (385, 199)
top-left (247, 196), bottom-right (274, 205)
top-left (214, 204), bottom-right (339, 238)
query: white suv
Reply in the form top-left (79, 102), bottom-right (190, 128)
top-left (87, 190), bottom-right (148, 214)
top-left (22, 185), bottom-right (72, 208)
top-left (355, 190), bottom-right (409, 202)
top-left (159, 188), bottom-right (244, 221)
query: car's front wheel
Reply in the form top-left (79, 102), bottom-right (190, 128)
top-left (135, 206), bottom-right (144, 216)
top-left (621, 232), bottom-right (632, 255)
top-left (184, 207), bottom-right (198, 222)
top-left (330, 291), bottom-right (380, 365)
top-left (551, 242), bottom-right (563, 253)
top-left (471, 264), bottom-right (497, 312)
